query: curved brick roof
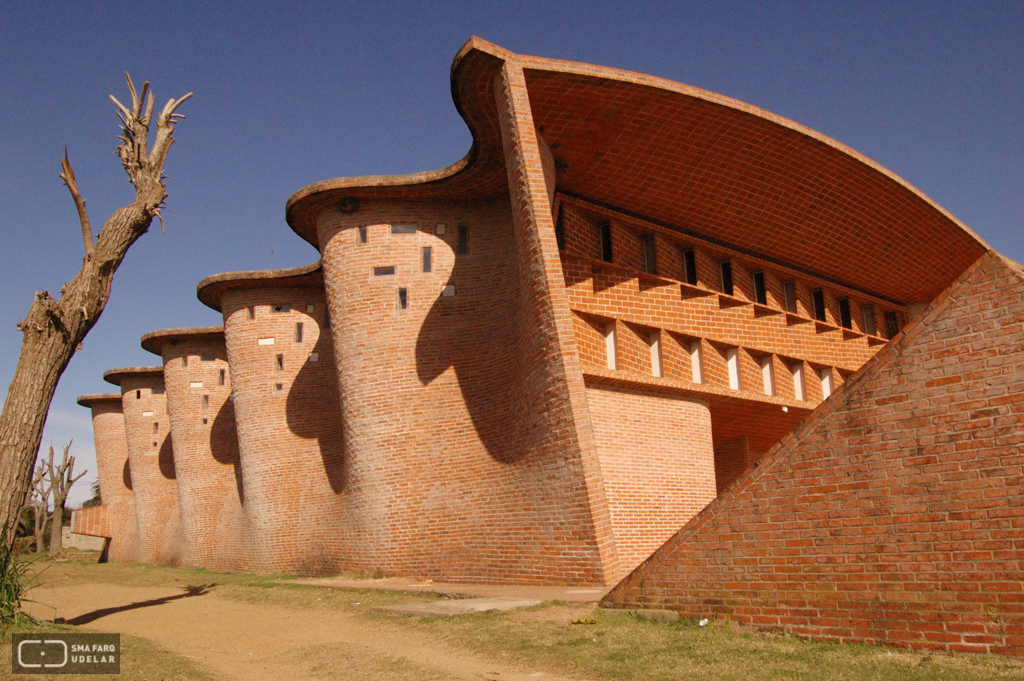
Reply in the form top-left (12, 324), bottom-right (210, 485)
top-left (196, 260), bottom-right (324, 312)
top-left (141, 326), bottom-right (225, 356)
top-left (103, 366), bottom-right (164, 386)
top-left (76, 393), bottom-right (123, 407)
top-left (286, 37), bottom-right (988, 305)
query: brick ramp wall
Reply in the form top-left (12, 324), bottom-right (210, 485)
top-left (602, 252), bottom-right (1024, 655)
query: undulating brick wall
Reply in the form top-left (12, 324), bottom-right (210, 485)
top-left (221, 285), bottom-right (345, 575)
top-left (603, 251), bottom-right (1024, 655)
top-left (71, 504), bottom-right (109, 540)
top-left (74, 394), bottom-right (138, 562)
top-left (110, 370), bottom-right (182, 566)
top-left (149, 330), bottom-right (247, 572)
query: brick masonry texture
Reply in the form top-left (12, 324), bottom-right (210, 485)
top-left (74, 395), bottom-right (137, 562)
top-left (602, 252), bottom-right (1024, 655)
top-left (71, 37), bottom-right (1015, 616)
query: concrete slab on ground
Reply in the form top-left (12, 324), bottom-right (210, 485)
top-left (288, 577), bottom-right (612, 603)
top-left (376, 597), bottom-right (543, 617)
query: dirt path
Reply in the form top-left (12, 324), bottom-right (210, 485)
top-left (25, 582), bottom-right (585, 681)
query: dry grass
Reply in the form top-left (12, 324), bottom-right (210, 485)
top-left (13, 558), bottom-right (1024, 681)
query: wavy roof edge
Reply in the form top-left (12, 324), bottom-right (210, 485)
top-left (141, 326), bottom-right (225, 355)
top-left (197, 261), bottom-right (323, 312)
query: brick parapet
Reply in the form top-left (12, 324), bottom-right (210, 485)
top-left (143, 328), bottom-right (247, 572)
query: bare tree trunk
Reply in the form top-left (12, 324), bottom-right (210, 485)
top-left (31, 461), bottom-right (50, 553)
top-left (0, 76), bottom-right (190, 547)
top-left (47, 443), bottom-right (84, 558)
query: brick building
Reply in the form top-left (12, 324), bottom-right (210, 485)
top-left (72, 38), bottom-right (1020, 649)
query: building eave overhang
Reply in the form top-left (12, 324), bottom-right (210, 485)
top-left (285, 37), bottom-right (990, 304)
top-left (103, 367), bottom-right (164, 387)
top-left (196, 261), bottom-right (324, 312)
top-left (76, 393), bottom-right (123, 408)
top-left (141, 326), bottom-right (225, 356)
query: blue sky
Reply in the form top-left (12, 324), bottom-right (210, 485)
top-left (1, 1), bottom-right (1020, 505)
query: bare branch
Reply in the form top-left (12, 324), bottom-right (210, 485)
top-left (59, 148), bottom-right (94, 256)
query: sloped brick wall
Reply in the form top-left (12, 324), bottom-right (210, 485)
top-left (603, 252), bottom-right (1024, 654)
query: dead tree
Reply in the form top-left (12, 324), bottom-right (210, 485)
top-left (46, 442), bottom-right (86, 557)
top-left (0, 76), bottom-right (191, 546)
top-left (30, 461), bottom-right (51, 554)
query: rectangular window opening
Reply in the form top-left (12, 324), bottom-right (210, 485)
top-left (838, 299), bottom-right (852, 329)
top-left (604, 322), bottom-right (617, 370)
top-left (398, 287), bottom-right (408, 310)
top-left (690, 341), bottom-right (704, 384)
top-left (760, 355), bottom-right (776, 396)
top-left (202, 394), bottom-right (209, 411)
top-left (792, 362), bottom-right (806, 401)
top-left (247, 306), bottom-right (255, 320)
top-left (457, 225), bottom-right (469, 255)
top-left (863, 305), bottom-right (877, 336)
top-left (752, 271), bottom-right (767, 305)
top-left (682, 249), bottom-right (697, 286)
top-left (200, 355), bottom-right (215, 362)
top-left (820, 367), bottom-right (834, 398)
top-left (726, 347), bottom-right (741, 390)
top-left (885, 311), bottom-right (901, 339)
top-left (274, 354), bottom-right (284, 372)
top-left (271, 304), bottom-right (290, 314)
top-left (435, 223), bottom-right (446, 235)
top-left (152, 422), bottom-right (159, 435)
top-left (422, 246), bottom-right (433, 273)
top-left (202, 418), bottom-right (208, 425)
top-left (783, 281), bottom-right (798, 314)
top-left (391, 224), bottom-right (417, 235)
top-left (720, 261), bottom-right (734, 296)
top-left (812, 289), bottom-right (827, 322)
top-left (649, 330), bottom-right (663, 378)
top-left (152, 387), bottom-right (165, 395)
top-left (218, 369), bottom-right (226, 386)
top-left (136, 390), bottom-right (141, 400)
top-left (182, 356), bottom-right (188, 367)
top-left (642, 235), bottom-right (657, 275)
top-left (373, 266), bottom-right (396, 276)
top-left (598, 222), bottom-right (613, 263)
top-left (357, 226), bottom-right (367, 243)
top-left (295, 322), bottom-right (304, 343)
top-left (555, 205), bottom-right (565, 251)
top-left (275, 383), bottom-right (283, 391)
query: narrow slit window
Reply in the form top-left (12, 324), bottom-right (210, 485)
top-left (398, 288), bottom-right (408, 310)
top-left (682, 249), bottom-right (697, 286)
top-left (752, 271), bottom-right (767, 305)
top-left (783, 281), bottom-right (798, 314)
top-left (136, 390), bottom-right (141, 400)
top-left (295, 322), bottom-right (304, 343)
top-left (422, 246), bottom-right (433, 273)
top-left (760, 355), bottom-right (776, 396)
top-left (457, 225), bottom-right (469, 255)
top-left (885, 311), bottom-right (901, 339)
top-left (863, 305), bottom-right (877, 336)
top-left (792, 362), bottom-right (806, 401)
top-left (649, 330), bottom-right (663, 378)
top-left (357, 226), bottom-right (367, 243)
top-left (391, 224), bottom-right (417, 235)
top-left (726, 347), bottom-right (741, 390)
top-left (598, 222), bottom-right (613, 263)
top-left (812, 289), bottom-right (827, 322)
top-left (152, 422), bottom-right (159, 435)
top-left (274, 354), bottom-right (284, 372)
top-left (218, 369), bottom-right (226, 386)
top-left (554, 205), bottom-right (565, 251)
top-left (642, 235), bottom-right (657, 275)
top-left (720, 261), bottom-right (734, 296)
top-left (838, 299), bottom-right (852, 329)
top-left (202, 394), bottom-right (209, 411)
top-left (247, 306), bottom-right (255, 320)
top-left (820, 367), bottom-right (834, 398)
top-left (182, 356), bottom-right (188, 367)
top-left (604, 322), bottom-right (617, 370)
top-left (690, 341), bottom-right (703, 384)
top-left (373, 266), bottom-right (396, 276)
